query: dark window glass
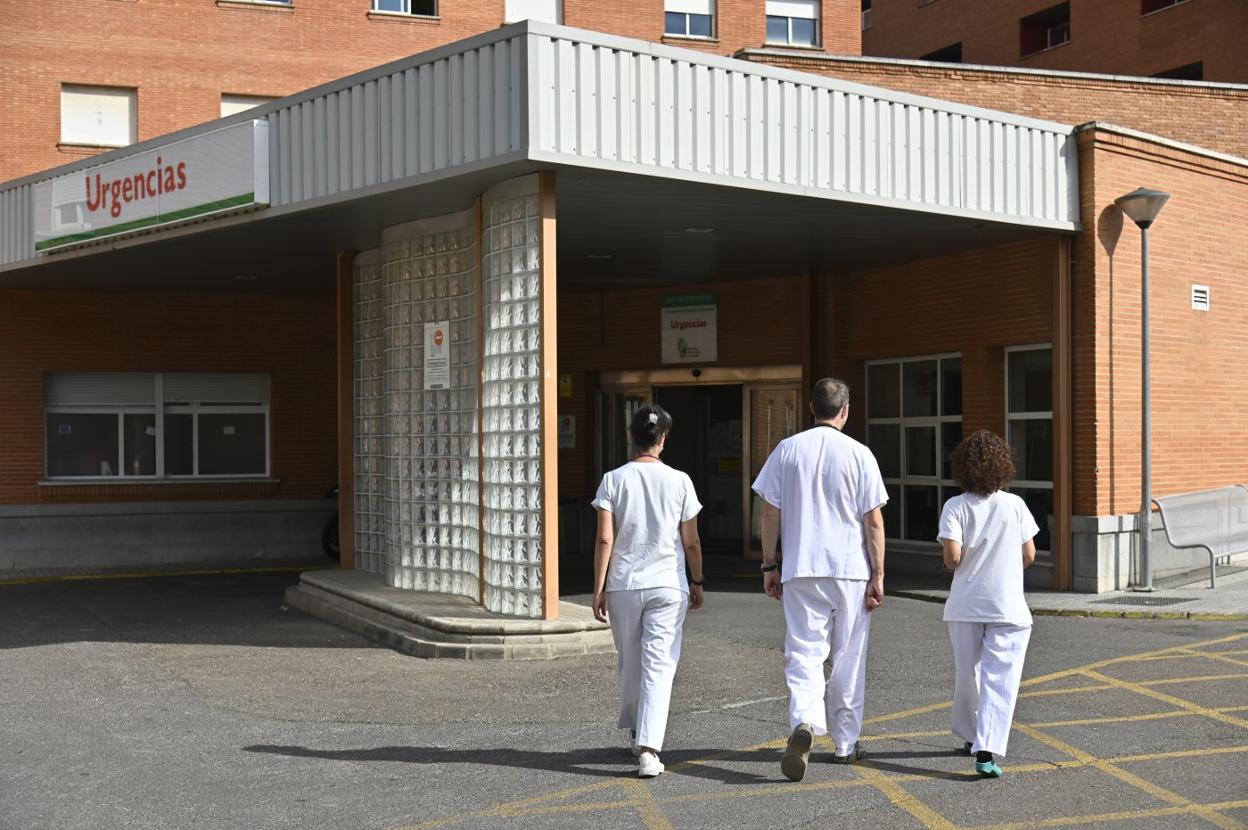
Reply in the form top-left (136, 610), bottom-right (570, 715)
top-left (1008, 348), bottom-right (1052, 413)
top-left (123, 414), bottom-right (156, 476)
top-left (904, 485), bottom-right (938, 541)
top-left (941, 357), bottom-right (962, 416)
top-left (905, 426), bottom-right (936, 477)
top-left (941, 421), bottom-right (962, 481)
top-left (882, 483), bottom-right (901, 539)
top-left (411, 0), bottom-right (436, 14)
top-left (164, 413), bottom-right (194, 475)
top-left (790, 16), bottom-right (816, 45)
top-left (867, 423), bottom-right (900, 479)
top-left (665, 11), bottom-right (686, 35)
top-left (46, 413), bottom-right (118, 477)
top-left (1009, 418), bottom-right (1053, 482)
top-left (199, 414), bottom-right (267, 475)
top-left (903, 360), bottom-right (938, 417)
top-left (867, 363), bottom-right (899, 418)
top-left (1012, 486), bottom-right (1053, 552)
top-left (688, 13), bottom-right (713, 37)
top-left (1020, 2), bottom-right (1070, 56)
top-left (766, 15), bottom-right (788, 42)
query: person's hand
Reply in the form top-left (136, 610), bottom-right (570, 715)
top-left (866, 576), bottom-right (884, 612)
top-left (764, 570), bottom-right (783, 600)
top-left (689, 584), bottom-right (704, 610)
top-left (593, 590), bottom-right (609, 623)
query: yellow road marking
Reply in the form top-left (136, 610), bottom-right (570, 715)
top-left (1140, 671), bottom-right (1248, 687)
top-left (621, 779), bottom-right (675, 830)
top-left (853, 764), bottom-right (960, 830)
top-left (1082, 669), bottom-right (1248, 730)
top-left (965, 804), bottom-right (1193, 830)
top-left (1027, 704), bottom-right (1248, 730)
top-left (1181, 647), bottom-right (1248, 669)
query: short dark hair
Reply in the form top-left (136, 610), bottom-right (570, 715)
top-left (811, 378), bottom-right (850, 420)
top-left (951, 430), bottom-right (1016, 495)
top-left (629, 404), bottom-right (672, 450)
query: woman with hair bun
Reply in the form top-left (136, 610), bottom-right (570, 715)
top-left (938, 429), bottom-right (1039, 779)
top-left (592, 404), bottom-right (705, 779)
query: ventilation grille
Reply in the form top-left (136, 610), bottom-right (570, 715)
top-left (1192, 284), bottom-right (1210, 311)
top-left (1091, 595), bottom-right (1196, 607)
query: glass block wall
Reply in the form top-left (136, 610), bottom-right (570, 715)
top-left (379, 214), bottom-right (481, 598)
top-left (480, 177), bottom-right (545, 617)
top-left (353, 250), bottom-right (385, 574)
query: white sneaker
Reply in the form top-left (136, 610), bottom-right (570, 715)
top-left (638, 750), bottom-right (664, 778)
top-left (629, 729), bottom-right (640, 758)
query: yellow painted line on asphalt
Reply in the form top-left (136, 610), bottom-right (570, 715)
top-left (852, 764), bottom-right (960, 830)
top-left (966, 804), bottom-right (1194, 830)
top-left (1019, 683), bottom-right (1114, 698)
top-left (1139, 671), bottom-right (1248, 687)
top-left (621, 779), bottom-right (675, 830)
top-left (863, 728), bottom-right (951, 741)
top-left (0, 563), bottom-right (329, 587)
top-left (1181, 647), bottom-right (1248, 669)
top-left (1082, 669), bottom-right (1248, 730)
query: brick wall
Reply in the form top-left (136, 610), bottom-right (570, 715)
top-left (0, 289), bottom-right (336, 505)
top-left (1077, 127), bottom-right (1248, 517)
top-left (0, 0), bottom-right (861, 183)
top-left (742, 52), bottom-right (1248, 160)
top-left (861, 0), bottom-right (1248, 83)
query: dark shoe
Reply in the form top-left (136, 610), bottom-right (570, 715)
top-left (831, 742), bottom-right (867, 764)
top-left (963, 741), bottom-right (974, 757)
top-left (781, 723), bottom-right (814, 782)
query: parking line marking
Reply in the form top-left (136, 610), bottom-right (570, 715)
top-left (621, 779), bottom-right (675, 830)
top-left (853, 764), bottom-right (960, 830)
top-left (966, 805), bottom-right (1193, 830)
top-left (1181, 647), bottom-right (1248, 669)
top-left (1082, 669), bottom-right (1248, 730)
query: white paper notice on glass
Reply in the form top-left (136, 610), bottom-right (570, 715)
top-left (424, 321), bottom-right (451, 390)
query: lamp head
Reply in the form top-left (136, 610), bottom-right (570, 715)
top-left (1114, 188), bottom-right (1170, 230)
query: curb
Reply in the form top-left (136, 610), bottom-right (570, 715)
top-left (0, 563), bottom-right (333, 588)
top-left (889, 588), bottom-right (1248, 621)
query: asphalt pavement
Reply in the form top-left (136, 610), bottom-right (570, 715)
top-left (0, 571), bottom-right (1245, 830)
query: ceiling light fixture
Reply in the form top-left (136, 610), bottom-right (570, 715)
top-left (684, 227), bottom-right (714, 234)
top-left (586, 253), bottom-right (613, 260)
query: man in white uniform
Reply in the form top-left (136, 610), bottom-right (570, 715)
top-left (751, 378), bottom-right (888, 782)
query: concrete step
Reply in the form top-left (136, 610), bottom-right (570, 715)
top-left (283, 569), bottom-right (615, 660)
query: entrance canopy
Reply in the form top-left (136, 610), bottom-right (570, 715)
top-left (0, 21), bottom-right (1078, 288)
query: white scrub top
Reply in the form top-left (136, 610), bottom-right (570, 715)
top-left (938, 490), bottom-right (1039, 626)
top-left (592, 461), bottom-right (702, 593)
top-left (751, 425), bottom-right (889, 583)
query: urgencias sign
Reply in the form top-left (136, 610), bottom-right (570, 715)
top-left (33, 120), bottom-right (269, 253)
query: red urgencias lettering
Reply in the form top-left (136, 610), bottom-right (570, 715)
top-left (84, 157), bottom-right (188, 219)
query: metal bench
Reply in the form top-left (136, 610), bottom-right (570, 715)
top-left (1152, 485), bottom-right (1248, 589)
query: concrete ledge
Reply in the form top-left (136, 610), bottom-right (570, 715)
top-left (283, 569), bottom-right (615, 660)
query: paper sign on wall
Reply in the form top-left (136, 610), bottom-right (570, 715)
top-left (661, 293), bottom-right (717, 364)
top-left (424, 321), bottom-right (451, 390)
top-left (557, 415), bottom-right (576, 449)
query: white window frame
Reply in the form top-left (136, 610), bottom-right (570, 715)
top-left (865, 353), bottom-right (962, 546)
top-left (664, 0), bottom-right (716, 38)
top-left (1005, 344), bottom-right (1054, 555)
top-left (60, 85), bottom-right (136, 148)
top-left (44, 373), bottom-right (271, 482)
top-left (765, 0), bottom-right (820, 46)
top-left (370, 0), bottom-right (437, 16)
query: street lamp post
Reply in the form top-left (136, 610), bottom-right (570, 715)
top-left (1114, 187), bottom-right (1170, 592)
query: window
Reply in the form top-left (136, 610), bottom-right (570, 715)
top-left (866, 355), bottom-right (962, 544)
top-left (1141, 0), bottom-right (1189, 13)
top-left (60, 85), bottom-right (136, 147)
top-left (1006, 346), bottom-right (1053, 553)
top-left (861, 0), bottom-right (871, 31)
top-left (221, 95), bottom-right (274, 118)
top-left (665, 0), bottom-right (714, 38)
top-left (1152, 61), bottom-right (1203, 81)
top-left (372, 0), bottom-right (436, 15)
top-left (45, 373), bottom-right (270, 480)
top-left (921, 42), bottom-right (962, 62)
top-left (504, 0), bottom-right (562, 23)
top-left (1020, 2), bottom-right (1070, 57)
top-left (766, 0), bottom-right (819, 46)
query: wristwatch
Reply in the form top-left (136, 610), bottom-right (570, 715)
top-left (760, 562), bottom-right (779, 573)
top-left (690, 578), bottom-right (704, 586)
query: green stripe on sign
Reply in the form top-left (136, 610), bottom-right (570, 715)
top-left (35, 193), bottom-right (257, 251)
top-left (662, 293), bottom-right (717, 308)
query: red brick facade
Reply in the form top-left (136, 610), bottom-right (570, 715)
top-left (0, 0), bottom-right (860, 183)
top-left (861, 0), bottom-right (1248, 83)
top-left (0, 289), bottom-right (336, 505)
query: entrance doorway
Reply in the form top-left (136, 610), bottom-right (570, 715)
top-left (654, 385), bottom-right (743, 556)
top-left (596, 365), bottom-right (803, 558)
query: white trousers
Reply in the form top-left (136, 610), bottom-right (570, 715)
top-left (782, 577), bottom-right (872, 755)
top-left (606, 587), bottom-right (688, 752)
top-left (948, 621), bottom-right (1031, 757)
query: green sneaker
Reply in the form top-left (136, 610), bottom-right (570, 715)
top-left (781, 723), bottom-right (814, 782)
top-left (976, 759), bottom-right (1003, 778)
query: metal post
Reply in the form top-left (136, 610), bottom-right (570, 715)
top-left (1140, 226), bottom-right (1153, 591)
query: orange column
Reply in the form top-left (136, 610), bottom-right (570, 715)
top-left (539, 172), bottom-right (560, 620)
top-left (1053, 236), bottom-right (1073, 589)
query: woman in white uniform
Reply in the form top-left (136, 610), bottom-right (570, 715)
top-left (592, 404), bottom-right (705, 779)
top-left (937, 429), bottom-right (1038, 778)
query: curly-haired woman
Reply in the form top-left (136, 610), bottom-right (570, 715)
top-left (937, 429), bottom-right (1038, 779)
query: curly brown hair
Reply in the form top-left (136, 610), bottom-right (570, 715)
top-left (951, 430), bottom-right (1016, 495)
